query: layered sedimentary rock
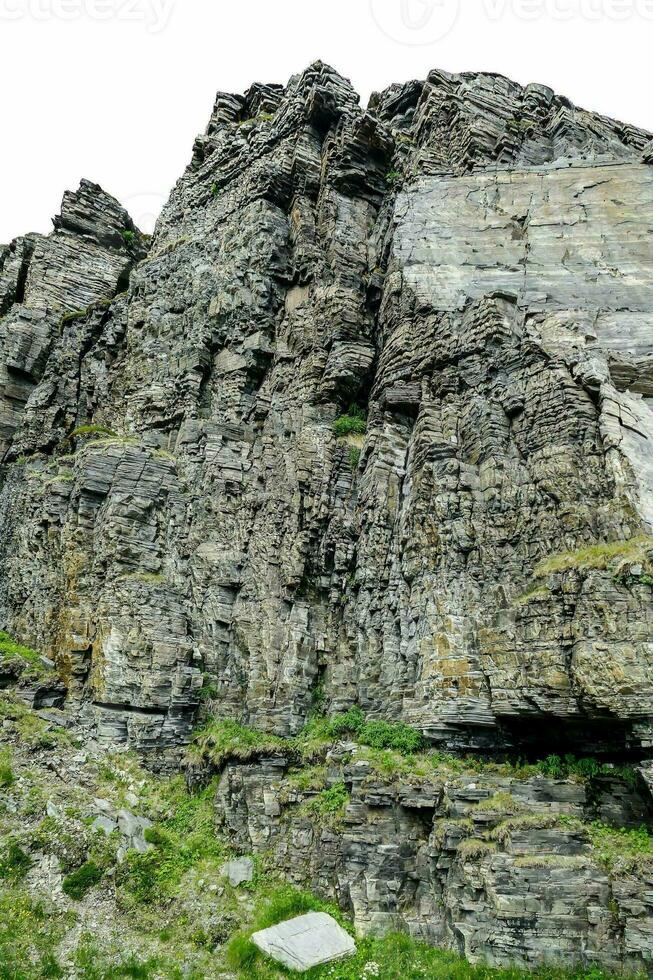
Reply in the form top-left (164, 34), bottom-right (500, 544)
top-left (214, 750), bottom-right (653, 972)
top-left (1, 62), bottom-right (653, 970)
top-left (2, 63), bottom-right (652, 753)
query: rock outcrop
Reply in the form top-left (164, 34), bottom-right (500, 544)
top-left (2, 62), bottom-right (653, 973)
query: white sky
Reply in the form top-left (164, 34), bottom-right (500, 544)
top-left (1, 0), bottom-right (651, 242)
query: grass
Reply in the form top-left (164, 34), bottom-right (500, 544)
top-left (228, 926), bottom-right (623, 979)
top-left (0, 891), bottom-right (71, 980)
top-left (0, 631), bottom-right (46, 676)
top-left (62, 860), bottom-right (104, 900)
top-left (122, 230), bottom-right (136, 246)
top-left (300, 782), bottom-right (350, 827)
top-left (226, 884), bottom-right (349, 974)
top-left (69, 423), bottom-right (118, 440)
top-left (586, 822), bottom-right (653, 871)
top-left (0, 748), bottom-right (14, 788)
top-left (332, 406), bottom-right (367, 439)
top-left (0, 840), bottom-right (33, 882)
top-left (534, 535), bottom-right (653, 578)
top-left (190, 719), bottom-right (637, 797)
top-left (117, 779), bottom-right (227, 906)
top-left (188, 719), bottom-right (289, 768)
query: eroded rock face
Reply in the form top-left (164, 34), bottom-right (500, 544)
top-left (215, 753), bottom-right (653, 973)
top-left (0, 62), bottom-right (652, 757)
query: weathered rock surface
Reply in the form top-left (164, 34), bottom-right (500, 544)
top-left (2, 61), bottom-right (653, 972)
top-left (251, 911), bottom-right (356, 971)
top-left (216, 750), bottom-right (653, 973)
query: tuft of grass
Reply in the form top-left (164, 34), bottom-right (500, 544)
top-left (456, 838), bottom-right (497, 862)
top-left (514, 584), bottom-right (551, 606)
top-left (0, 631), bottom-right (44, 669)
top-left (0, 840), bottom-right (34, 882)
top-left (285, 764), bottom-right (328, 794)
top-left (301, 782), bottom-right (350, 826)
top-left (62, 860), bottom-right (104, 900)
top-left (0, 631), bottom-right (51, 685)
top-left (348, 446), bottom-right (362, 471)
top-left (534, 535), bottom-right (653, 578)
top-left (121, 229), bottom-right (136, 246)
top-left (69, 423), bottom-right (118, 440)
top-left (61, 308), bottom-right (88, 325)
top-left (490, 813), bottom-right (569, 845)
top-left (474, 792), bottom-right (526, 816)
top-left (188, 719), bottom-right (289, 768)
top-left (586, 822), bottom-right (653, 871)
top-left (332, 406), bottom-right (367, 439)
top-left (0, 748), bottom-right (14, 788)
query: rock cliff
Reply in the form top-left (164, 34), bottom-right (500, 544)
top-left (2, 62), bottom-right (653, 974)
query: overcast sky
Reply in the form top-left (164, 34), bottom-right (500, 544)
top-left (1, 0), bottom-right (651, 242)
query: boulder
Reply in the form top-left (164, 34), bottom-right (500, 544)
top-left (251, 912), bottom-right (356, 971)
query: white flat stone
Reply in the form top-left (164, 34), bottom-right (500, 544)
top-left (251, 911), bottom-right (356, 971)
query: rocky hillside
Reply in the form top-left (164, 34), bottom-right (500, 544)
top-left (2, 62), bottom-right (653, 977)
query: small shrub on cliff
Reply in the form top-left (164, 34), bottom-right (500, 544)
top-left (302, 782), bottom-right (350, 826)
top-left (587, 822), bottom-right (653, 870)
top-left (359, 719), bottom-right (424, 755)
top-left (536, 754), bottom-right (637, 788)
top-left (385, 170), bottom-right (403, 186)
top-left (332, 406), bottom-right (367, 438)
top-left (348, 446), bottom-right (362, 470)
